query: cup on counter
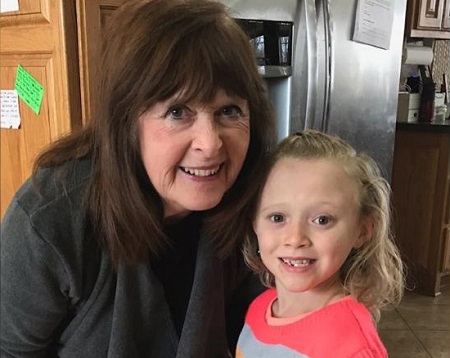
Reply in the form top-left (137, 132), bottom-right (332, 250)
top-left (434, 105), bottom-right (447, 123)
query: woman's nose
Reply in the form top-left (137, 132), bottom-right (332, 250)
top-left (192, 114), bottom-right (223, 155)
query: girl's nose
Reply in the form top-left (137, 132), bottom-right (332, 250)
top-left (283, 223), bottom-right (311, 248)
top-left (192, 114), bottom-right (223, 155)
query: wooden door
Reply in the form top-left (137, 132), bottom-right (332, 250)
top-left (0, 0), bottom-right (82, 218)
top-left (76, 0), bottom-right (128, 125)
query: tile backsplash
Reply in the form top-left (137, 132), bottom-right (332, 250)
top-left (431, 39), bottom-right (450, 91)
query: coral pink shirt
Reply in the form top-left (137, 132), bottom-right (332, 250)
top-left (236, 289), bottom-right (387, 358)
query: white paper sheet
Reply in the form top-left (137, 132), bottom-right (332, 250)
top-left (0, 0), bottom-right (19, 13)
top-left (1, 90), bottom-right (21, 129)
top-left (352, 0), bottom-right (394, 50)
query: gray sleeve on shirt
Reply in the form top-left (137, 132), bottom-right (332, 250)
top-left (1, 197), bottom-right (70, 357)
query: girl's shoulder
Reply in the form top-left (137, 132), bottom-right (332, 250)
top-left (248, 288), bottom-right (276, 312)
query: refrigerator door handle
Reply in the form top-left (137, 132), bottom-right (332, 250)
top-left (318, 0), bottom-right (331, 132)
top-left (303, 0), bottom-right (331, 132)
top-left (303, 0), bottom-right (318, 129)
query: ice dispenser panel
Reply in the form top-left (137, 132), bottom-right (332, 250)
top-left (238, 19), bottom-right (293, 141)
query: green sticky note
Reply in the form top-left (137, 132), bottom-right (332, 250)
top-left (14, 65), bottom-right (44, 115)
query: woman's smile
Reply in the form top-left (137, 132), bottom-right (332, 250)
top-left (179, 163), bottom-right (223, 178)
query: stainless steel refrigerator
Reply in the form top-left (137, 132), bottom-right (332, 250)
top-left (222, 0), bottom-right (407, 181)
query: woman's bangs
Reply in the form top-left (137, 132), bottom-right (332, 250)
top-left (173, 41), bottom-right (254, 104)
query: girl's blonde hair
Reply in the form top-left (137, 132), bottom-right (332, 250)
top-left (243, 129), bottom-right (404, 320)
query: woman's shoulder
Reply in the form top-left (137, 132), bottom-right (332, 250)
top-left (2, 156), bottom-right (94, 253)
top-left (1, 156), bottom-right (103, 334)
top-left (2, 156), bottom-right (97, 279)
top-left (13, 156), bottom-right (93, 218)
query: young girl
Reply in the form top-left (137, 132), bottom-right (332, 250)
top-left (236, 130), bottom-right (404, 358)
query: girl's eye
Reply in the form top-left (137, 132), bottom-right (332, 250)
top-left (217, 105), bottom-right (243, 119)
top-left (312, 216), bottom-right (331, 225)
top-left (165, 105), bottom-right (193, 120)
top-left (269, 214), bottom-right (284, 223)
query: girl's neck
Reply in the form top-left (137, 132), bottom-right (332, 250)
top-left (272, 282), bottom-right (346, 318)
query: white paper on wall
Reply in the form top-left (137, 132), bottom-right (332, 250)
top-left (0, 0), bottom-right (19, 13)
top-left (1, 90), bottom-right (21, 129)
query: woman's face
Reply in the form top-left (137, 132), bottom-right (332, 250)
top-left (138, 89), bottom-right (250, 219)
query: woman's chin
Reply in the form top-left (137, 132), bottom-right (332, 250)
top-left (189, 197), bottom-right (222, 212)
top-left (163, 197), bottom-right (223, 218)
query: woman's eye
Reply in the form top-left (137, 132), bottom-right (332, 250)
top-left (218, 105), bottom-right (243, 119)
top-left (312, 216), bottom-right (331, 225)
top-left (269, 214), bottom-right (284, 223)
top-left (165, 105), bottom-right (193, 120)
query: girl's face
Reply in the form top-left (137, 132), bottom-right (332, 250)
top-left (138, 89), bottom-right (250, 219)
top-left (254, 158), bottom-right (371, 299)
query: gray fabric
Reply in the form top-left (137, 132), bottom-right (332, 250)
top-left (0, 158), bottom-right (234, 357)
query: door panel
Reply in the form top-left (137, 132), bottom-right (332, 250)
top-left (76, 0), bottom-right (128, 125)
top-left (443, 0), bottom-right (450, 29)
top-left (418, 0), bottom-right (445, 29)
top-left (0, 0), bottom-right (81, 218)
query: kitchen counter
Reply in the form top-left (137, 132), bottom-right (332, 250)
top-left (396, 120), bottom-right (450, 133)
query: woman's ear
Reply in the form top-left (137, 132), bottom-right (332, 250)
top-left (354, 215), bottom-right (375, 249)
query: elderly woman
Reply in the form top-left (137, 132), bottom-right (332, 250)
top-left (0, 0), bottom-right (276, 357)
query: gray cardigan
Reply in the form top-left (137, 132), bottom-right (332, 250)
top-left (1, 158), bottom-right (261, 357)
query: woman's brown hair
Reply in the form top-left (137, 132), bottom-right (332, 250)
top-left (33, 0), bottom-right (276, 266)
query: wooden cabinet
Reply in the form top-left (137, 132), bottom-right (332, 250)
top-left (441, 177), bottom-right (450, 272)
top-left (0, 0), bottom-right (82, 218)
top-left (392, 125), bottom-right (450, 296)
top-left (444, 0), bottom-right (450, 29)
top-left (405, 0), bottom-right (450, 39)
top-left (0, 0), bottom-right (126, 219)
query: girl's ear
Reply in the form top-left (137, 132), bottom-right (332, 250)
top-left (354, 215), bottom-right (375, 249)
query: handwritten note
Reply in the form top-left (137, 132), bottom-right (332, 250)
top-left (1, 90), bottom-right (21, 129)
top-left (0, 0), bottom-right (19, 13)
top-left (352, 0), bottom-right (394, 50)
top-left (15, 65), bottom-right (44, 115)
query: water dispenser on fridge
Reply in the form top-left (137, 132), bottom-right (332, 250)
top-left (237, 19), bottom-right (293, 141)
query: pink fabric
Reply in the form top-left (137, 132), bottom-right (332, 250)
top-left (265, 295), bottom-right (354, 326)
top-left (239, 289), bottom-right (387, 357)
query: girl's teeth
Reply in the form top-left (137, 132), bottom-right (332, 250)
top-left (281, 258), bottom-right (311, 267)
top-left (182, 167), bottom-right (220, 177)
